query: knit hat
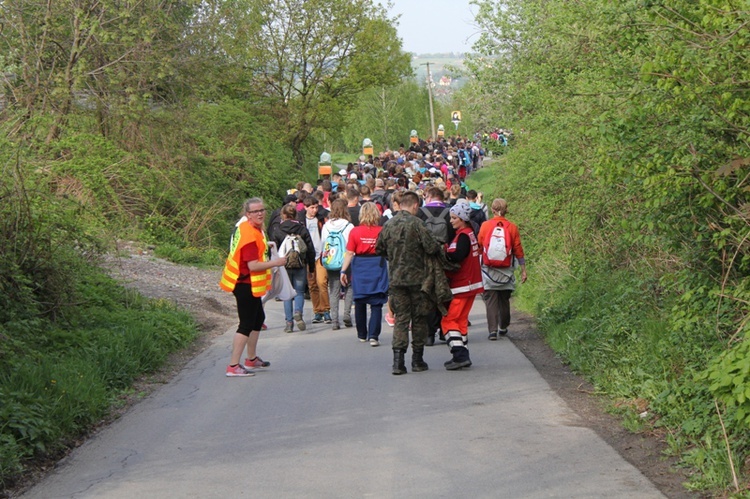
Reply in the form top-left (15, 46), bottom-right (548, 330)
top-left (450, 202), bottom-right (472, 222)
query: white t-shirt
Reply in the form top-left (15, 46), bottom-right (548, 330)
top-left (305, 216), bottom-right (323, 256)
top-left (320, 218), bottom-right (354, 260)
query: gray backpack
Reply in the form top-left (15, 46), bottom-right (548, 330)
top-left (421, 207), bottom-right (450, 244)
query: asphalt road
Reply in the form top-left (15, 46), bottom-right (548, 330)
top-left (24, 298), bottom-right (664, 498)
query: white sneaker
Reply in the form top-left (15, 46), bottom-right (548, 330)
top-left (369, 338), bottom-right (380, 347)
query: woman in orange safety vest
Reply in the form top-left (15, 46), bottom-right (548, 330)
top-left (220, 197), bottom-right (286, 377)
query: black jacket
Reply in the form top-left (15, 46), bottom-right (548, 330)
top-left (296, 207), bottom-right (328, 229)
top-left (273, 219), bottom-right (316, 274)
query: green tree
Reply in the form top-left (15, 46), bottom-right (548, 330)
top-left (341, 79), bottom-right (440, 152)
top-left (0, 0), bottom-right (197, 144)
top-left (206, 0), bottom-right (412, 167)
top-left (468, 0), bottom-right (750, 491)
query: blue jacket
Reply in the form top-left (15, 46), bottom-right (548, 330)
top-left (351, 255), bottom-right (389, 304)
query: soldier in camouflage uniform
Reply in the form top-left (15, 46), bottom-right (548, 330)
top-left (375, 191), bottom-right (443, 375)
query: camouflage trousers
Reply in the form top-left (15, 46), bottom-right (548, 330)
top-left (389, 285), bottom-right (431, 351)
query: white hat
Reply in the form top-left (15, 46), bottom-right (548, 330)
top-left (450, 202), bottom-right (472, 222)
top-left (349, 173), bottom-right (358, 179)
top-left (338, 169), bottom-right (347, 176)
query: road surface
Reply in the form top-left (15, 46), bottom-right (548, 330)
top-left (24, 298), bottom-right (664, 498)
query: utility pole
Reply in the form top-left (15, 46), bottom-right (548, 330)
top-left (425, 62), bottom-right (436, 139)
top-left (381, 86), bottom-right (388, 150)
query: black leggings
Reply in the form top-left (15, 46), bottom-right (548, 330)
top-left (233, 283), bottom-right (265, 335)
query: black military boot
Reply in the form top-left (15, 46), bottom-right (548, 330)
top-left (392, 349), bottom-right (407, 375)
top-left (411, 347), bottom-right (429, 372)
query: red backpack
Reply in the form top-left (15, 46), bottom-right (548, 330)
top-left (482, 220), bottom-right (513, 267)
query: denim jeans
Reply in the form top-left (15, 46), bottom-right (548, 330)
top-left (355, 301), bottom-right (382, 340)
top-left (284, 267), bottom-right (307, 322)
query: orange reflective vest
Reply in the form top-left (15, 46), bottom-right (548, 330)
top-left (219, 221), bottom-right (272, 297)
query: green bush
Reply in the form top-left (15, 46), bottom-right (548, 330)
top-left (0, 277), bottom-right (197, 489)
top-left (0, 150), bottom-right (198, 489)
top-left (465, 0), bottom-right (750, 489)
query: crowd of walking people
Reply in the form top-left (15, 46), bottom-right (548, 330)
top-left (219, 136), bottom-right (527, 377)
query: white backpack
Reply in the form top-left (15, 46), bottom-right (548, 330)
top-left (482, 221), bottom-right (512, 268)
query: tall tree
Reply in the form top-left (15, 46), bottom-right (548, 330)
top-left (215, 0), bottom-right (412, 167)
top-left (0, 0), bottom-right (197, 143)
top-left (342, 80), bottom-right (438, 152)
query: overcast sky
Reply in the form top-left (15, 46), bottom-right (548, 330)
top-left (386, 0), bottom-right (479, 55)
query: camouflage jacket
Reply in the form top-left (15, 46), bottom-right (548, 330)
top-left (375, 210), bottom-right (442, 287)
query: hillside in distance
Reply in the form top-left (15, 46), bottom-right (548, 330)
top-left (411, 53), bottom-right (467, 96)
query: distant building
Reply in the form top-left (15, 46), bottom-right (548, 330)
top-left (439, 76), bottom-right (452, 87)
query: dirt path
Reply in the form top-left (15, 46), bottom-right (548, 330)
top-left (13, 242), bottom-right (698, 498)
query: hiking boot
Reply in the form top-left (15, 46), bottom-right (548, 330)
top-left (445, 358), bottom-right (472, 370)
top-left (284, 321), bottom-right (294, 333)
top-left (294, 311), bottom-right (306, 331)
top-left (226, 364), bottom-right (255, 377)
top-left (245, 356), bottom-right (270, 369)
top-left (312, 313), bottom-right (324, 324)
top-left (488, 331), bottom-right (498, 341)
top-left (323, 311), bottom-right (332, 324)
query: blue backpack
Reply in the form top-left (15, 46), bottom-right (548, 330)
top-left (459, 149), bottom-right (471, 167)
top-left (322, 224), bottom-right (350, 271)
